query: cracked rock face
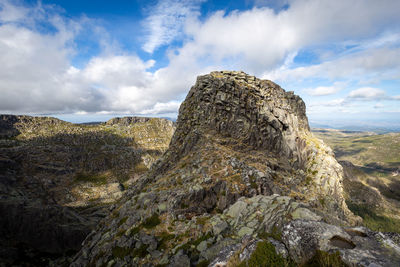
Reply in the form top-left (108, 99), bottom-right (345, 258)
top-left (154, 71), bottom-right (354, 223)
top-left (71, 71), bottom-right (363, 267)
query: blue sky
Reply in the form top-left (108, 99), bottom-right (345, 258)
top-left (0, 0), bottom-right (400, 129)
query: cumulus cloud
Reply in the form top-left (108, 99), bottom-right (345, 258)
top-left (1, 0), bottom-right (400, 117)
top-left (348, 87), bottom-right (386, 100)
top-left (304, 82), bottom-right (345, 96)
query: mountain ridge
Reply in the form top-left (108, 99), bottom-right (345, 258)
top-left (70, 71), bottom-right (400, 267)
top-left (0, 114), bottom-right (175, 265)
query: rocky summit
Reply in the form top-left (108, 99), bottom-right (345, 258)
top-left (0, 115), bottom-right (175, 266)
top-left (70, 71), bottom-right (400, 267)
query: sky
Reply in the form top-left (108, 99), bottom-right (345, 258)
top-left (0, 0), bottom-right (400, 129)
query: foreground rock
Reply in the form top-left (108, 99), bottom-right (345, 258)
top-left (68, 71), bottom-right (400, 267)
top-left (0, 115), bottom-right (175, 265)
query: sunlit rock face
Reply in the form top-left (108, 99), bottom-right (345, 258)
top-left (71, 71), bottom-right (383, 267)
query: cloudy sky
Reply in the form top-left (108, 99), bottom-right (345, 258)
top-left (0, 0), bottom-right (399, 128)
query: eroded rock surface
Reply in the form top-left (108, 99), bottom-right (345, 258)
top-left (70, 71), bottom-right (382, 267)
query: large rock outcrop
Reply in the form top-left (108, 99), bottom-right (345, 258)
top-left (0, 115), bottom-right (175, 265)
top-left (70, 71), bottom-right (395, 267)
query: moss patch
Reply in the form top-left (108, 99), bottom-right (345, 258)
top-left (238, 241), bottom-right (293, 267)
top-left (142, 214), bottom-right (161, 229)
top-left (258, 225), bottom-right (282, 241)
top-left (112, 246), bottom-right (131, 259)
top-left (304, 250), bottom-right (348, 267)
top-left (74, 172), bottom-right (108, 185)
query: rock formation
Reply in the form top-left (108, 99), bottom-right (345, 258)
top-left (0, 115), bottom-right (175, 265)
top-left (69, 71), bottom-right (400, 267)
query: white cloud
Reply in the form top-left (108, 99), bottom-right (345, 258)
top-left (265, 47), bottom-right (400, 83)
top-left (374, 103), bottom-right (384, 109)
top-left (305, 82), bottom-right (345, 96)
top-left (348, 87), bottom-right (386, 100)
top-left (0, 0), bottom-right (29, 22)
top-left (141, 0), bottom-right (204, 53)
top-left (310, 98), bottom-right (346, 107)
top-left (1, 0), bottom-right (400, 118)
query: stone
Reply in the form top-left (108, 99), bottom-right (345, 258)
top-left (197, 241), bottom-right (208, 252)
top-left (169, 252), bottom-right (190, 267)
top-left (238, 226), bottom-right (254, 237)
top-left (211, 217), bottom-right (229, 235)
top-left (291, 207), bottom-right (322, 221)
top-left (226, 200), bottom-right (248, 218)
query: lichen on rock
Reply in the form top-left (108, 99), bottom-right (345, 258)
top-left (70, 71), bottom-right (399, 267)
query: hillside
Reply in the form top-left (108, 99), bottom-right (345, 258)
top-left (0, 115), bottom-right (175, 265)
top-left (313, 129), bottom-right (400, 232)
top-left (71, 71), bottom-right (400, 267)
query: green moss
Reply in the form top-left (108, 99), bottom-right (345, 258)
top-left (259, 225), bottom-right (282, 241)
top-left (238, 241), bottom-right (293, 267)
top-left (115, 229), bottom-right (125, 237)
top-left (196, 260), bottom-right (210, 267)
top-left (304, 175), bottom-right (313, 185)
top-left (346, 201), bottom-right (400, 233)
top-left (132, 244), bottom-right (149, 258)
top-left (118, 217), bottom-right (128, 227)
top-left (303, 250), bottom-right (348, 267)
top-left (192, 233), bottom-right (212, 247)
top-left (175, 233), bottom-right (212, 253)
top-left (158, 231), bottom-right (175, 250)
top-left (130, 226), bottom-right (141, 236)
top-left (74, 172), bottom-right (108, 185)
top-left (112, 246), bottom-right (131, 259)
top-left (319, 197), bottom-right (326, 207)
top-left (180, 202), bottom-right (189, 209)
top-left (134, 162), bottom-right (149, 174)
top-left (142, 214), bottom-right (161, 229)
top-left (249, 174), bottom-right (258, 189)
top-left (196, 217), bottom-right (209, 226)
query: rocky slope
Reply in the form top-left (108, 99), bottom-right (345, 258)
top-left (313, 129), bottom-right (400, 233)
top-left (69, 71), bottom-right (400, 267)
top-left (0, 115), bottom-right (175, 266)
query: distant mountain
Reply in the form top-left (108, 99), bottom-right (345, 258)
top-left (0, 115), bottom-right (175, 265)
top-left (310, 121), bottom-right (400, 133)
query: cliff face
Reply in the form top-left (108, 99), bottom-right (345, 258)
top-left (68, 72), bottom-right (400, 267)
top-left (0, 115), bottom-right (175, 265)
top-left (154, 71), bottom-right (352, 223)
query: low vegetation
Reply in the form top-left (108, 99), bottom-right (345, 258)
top-left (304, 250), bottom-right (348, 267)
top-left (346, 201), bottom-right (400, 233)
top-left (142, 214), bottom-right (161, 229)
top-left (238, 241), bottom-right (293, 267)
top-left (314, 129), bottom-right (400, 233)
